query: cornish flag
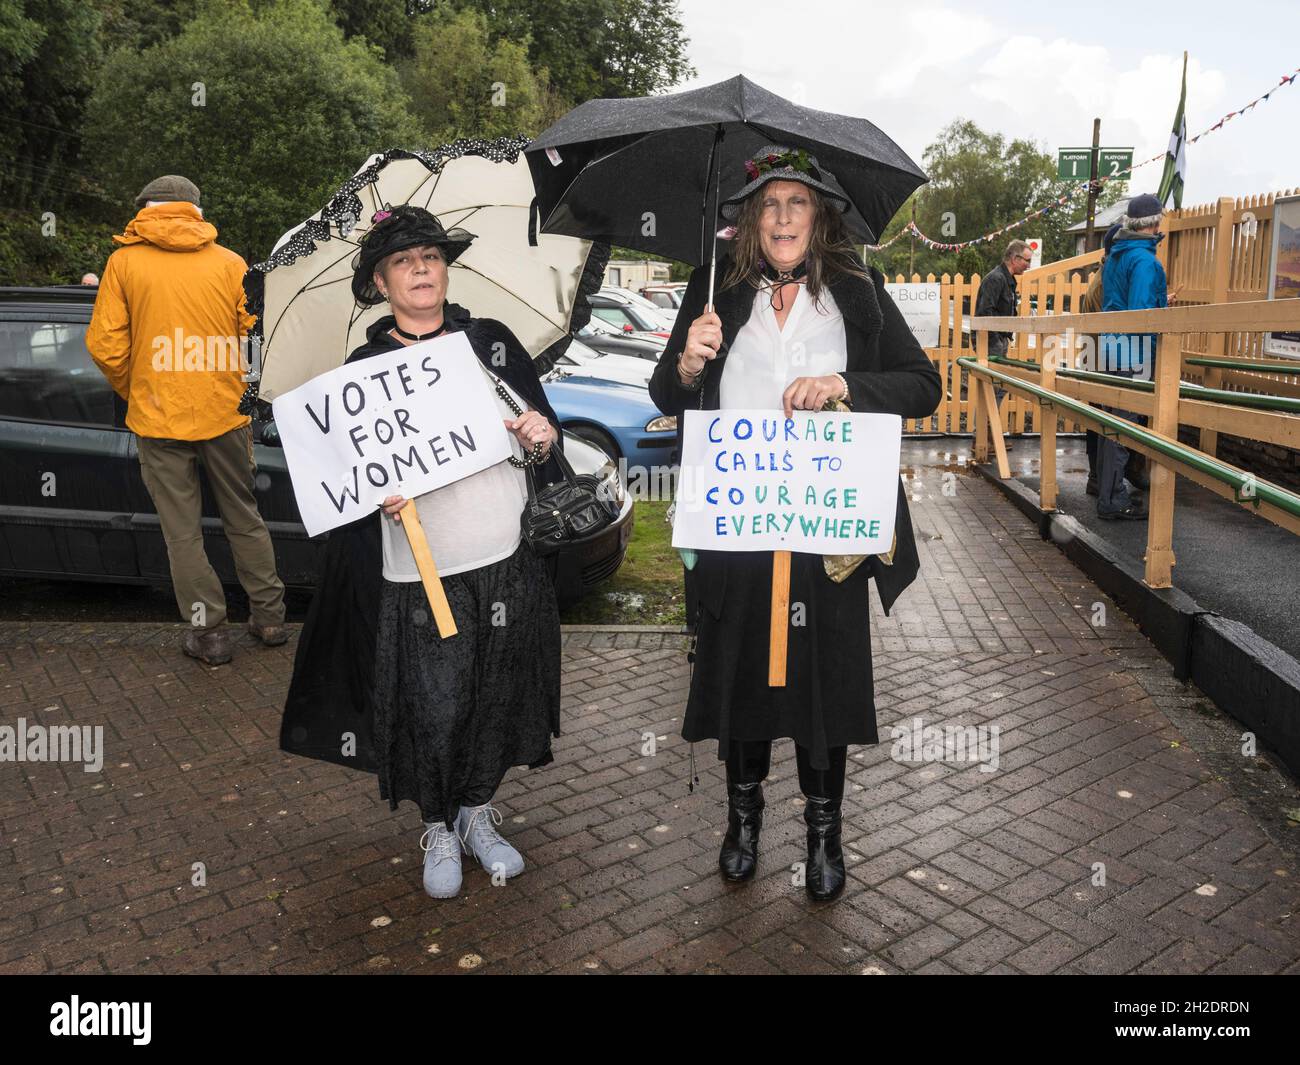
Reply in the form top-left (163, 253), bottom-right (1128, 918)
top-left (1159, 52), bottom-right (1188, 208)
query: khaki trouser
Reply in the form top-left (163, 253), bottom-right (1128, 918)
top-left (137, 424), bottom-right (286, 631)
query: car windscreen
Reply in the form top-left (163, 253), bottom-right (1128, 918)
top-left (592, 306), bottom-right (636, 330)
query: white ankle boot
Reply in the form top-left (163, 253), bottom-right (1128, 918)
top-left (456, 803), bottom-right (524, 879)
top-left (420, 821), bottom-right (463, 898)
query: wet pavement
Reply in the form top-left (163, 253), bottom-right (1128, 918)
top-left (1, 439), bottom-right (1298, 974)
top-left (999, 435), bottom-right (1300, 663)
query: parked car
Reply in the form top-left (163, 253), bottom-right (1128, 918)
top-left (541, 372), bottom-right (677, 473)
top-left (589, 289), bottom-right (673, 338)
top-left (576, 317), bottom-right (667, 362)
top-left (599, 285), bottom-right (679, 325)
top-left (553, 336), bottom-right (654, 388)
top-left (639, 284), bottom-right (686, 315)
top-left (0, 287), bottom-right (633, 608)
top-left (611, 284), bottom-right (678, 323)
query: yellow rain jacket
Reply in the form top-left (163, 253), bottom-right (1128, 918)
top-left (86, 201), bottom-right (255, 440)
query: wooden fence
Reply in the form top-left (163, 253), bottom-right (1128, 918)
top-left (897, 186), bottom-right (1300, 441)
top-left (891, 269), bottom-right (1093, 435)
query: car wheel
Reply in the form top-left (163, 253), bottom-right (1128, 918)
top-left (566, 424), bottom-right (620, 462)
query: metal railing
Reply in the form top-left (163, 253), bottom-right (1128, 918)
top-left (966, 298), bottom-right (1300, 588)
top-left (987, 355), bottom-right (1300, 414)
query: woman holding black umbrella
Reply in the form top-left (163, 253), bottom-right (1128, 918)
top-left (649, 146), bottom-right (942, 901)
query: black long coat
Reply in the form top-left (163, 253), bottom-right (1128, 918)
top-left (648, 253), bottom-right (943, 626)
top-left (278, 305), bottom-right (565, 774)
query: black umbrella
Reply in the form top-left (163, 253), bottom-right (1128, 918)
top-left (525, 75), bottom-right (928, 302)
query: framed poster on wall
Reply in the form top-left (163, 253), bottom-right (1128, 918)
top-left (1265, 194), bottom-right (1300, 359)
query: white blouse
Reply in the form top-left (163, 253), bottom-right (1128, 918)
top-left (719, 284), bottom-right (849, 409)
top-left (379, 370), bottom-right (529, 581)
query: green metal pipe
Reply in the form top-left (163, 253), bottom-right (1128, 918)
top-left (957, 355), bottom-right (1300, 518)
top-left (1186, 356), bottom-right (1300, 375)
top-left (987, 355), bottom-right (1300, 414)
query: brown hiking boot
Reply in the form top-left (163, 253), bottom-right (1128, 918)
top-left (248, 619), bottom-right (289, 647)
top-left (183, 626), bottom-right (233, 666)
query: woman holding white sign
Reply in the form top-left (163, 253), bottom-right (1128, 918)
top-left (649, 147), bottom-right (942, 901)
top-left (283, 206), bottom-right (564, 900)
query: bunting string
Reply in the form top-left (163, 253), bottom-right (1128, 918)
top-left (867, 65), bottom-right (1300, 253)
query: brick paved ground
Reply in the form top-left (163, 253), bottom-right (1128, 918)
top-left (2, 441), bottom-right (1298, 974)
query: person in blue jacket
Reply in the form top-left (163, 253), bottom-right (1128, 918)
top-left (1096, 193), bottom-right (1168, 520)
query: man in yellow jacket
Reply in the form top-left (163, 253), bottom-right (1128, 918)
top-left (87, 175), bottom-right (287, 666)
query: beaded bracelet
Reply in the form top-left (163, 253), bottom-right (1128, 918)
top-left (492, 377), bottom-right (547, 468)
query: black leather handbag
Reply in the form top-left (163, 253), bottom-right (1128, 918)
top-left (521, 445), bottom-right (621, 555)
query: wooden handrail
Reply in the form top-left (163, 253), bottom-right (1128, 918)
top-left (960, 356), bottom-right (1300, 533)
top-left (1018, 247), bottom-right (1102, 283)
top-left (973, 298), bottom-right (1300, 335)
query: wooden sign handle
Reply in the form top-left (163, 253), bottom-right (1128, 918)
top-left (399, 499), bottom-right (457, 639)
top-left (769, 549), bottom-right (790, 687)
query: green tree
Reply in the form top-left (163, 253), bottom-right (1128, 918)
top-left (599, 0), bottom-right (693, 98)
top-left (0, 207), bottom-right (118, 285)
top-left (328, 0), bottom-right (414, 60)
top-left (0, 1), bottom-right (45, 188)
top-left (399, 6), bottom-right (550, 143)
top-left (94, 0), bottom-right (199, 53)
top-left (913, 119), bottom-right (1056, 276)
top-left (956, 245), bottom-right (984, 278)
top-left (867, 119), bottom-right (1129, 279)
top-left (447, 0), bottom-right (695, 106)
top-left (0, 0), bottom-right (105, 209)
top-left (81, 0), bottom-right (420, 260)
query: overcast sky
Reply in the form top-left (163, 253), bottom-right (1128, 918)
top-left (673, 0), bottom-right (1299, 233)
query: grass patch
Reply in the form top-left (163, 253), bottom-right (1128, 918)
top-left (559, 500), bottom-right (686, 626)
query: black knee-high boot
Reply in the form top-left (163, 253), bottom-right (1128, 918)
top-left (719, 739), bottom-right (770, 881)
top-left (796, 744), bottom-right (847, 900)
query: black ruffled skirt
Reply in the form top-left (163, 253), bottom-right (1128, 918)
top-left (372, 541), bottom-right (561, 827)
top-left (684, 550), bottom-right (877, 769)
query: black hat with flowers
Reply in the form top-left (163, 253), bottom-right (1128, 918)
top-left (350, 204), bottom-right (476, 306)
top-left (719, 145), bottom-right (852, 220)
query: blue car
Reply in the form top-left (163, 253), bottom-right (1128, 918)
top-left (541, 370), bottom-right (678, 474)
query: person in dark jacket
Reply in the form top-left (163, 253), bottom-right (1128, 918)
top-left (279, 206), bottom-right (564, 899)
top-left (975, 239), bottom-right (1033, 405)
top-left (975, 239), bottom-right (1033, 355)
top-left (1083, 223), bottom-right (1121, 496)
top-left (649, 145), bottom-right (942, 902)
top-left (1096, 193), bottom-right (1168, 520)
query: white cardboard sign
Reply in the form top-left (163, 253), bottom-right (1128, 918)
top-left (671, 408), bottom-right (901, 555)
top-left (883, 282), bottom-right (941, 348)
top-left (272, 332), bottom-right (510, 536)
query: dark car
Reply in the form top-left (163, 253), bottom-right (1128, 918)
top-left (0, 287), bottom-right (633, 608)
top-left (575, 318), bottom-right (667, 362)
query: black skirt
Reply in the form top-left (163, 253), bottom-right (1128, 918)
top-left (372, 541), bottom-right (561, 828)
top-left (684, 550), bottom-right (877, 769)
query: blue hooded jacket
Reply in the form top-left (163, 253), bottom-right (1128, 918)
top-left (1100, 231), bottom-right (1167, 374)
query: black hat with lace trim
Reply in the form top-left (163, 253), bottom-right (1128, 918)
top-left (350, 204), bottom-right (476, 306)
top-left (719, 145), bottom-right (852, 220)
